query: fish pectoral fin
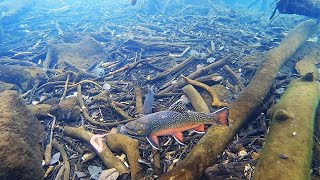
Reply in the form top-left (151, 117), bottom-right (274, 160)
top-left (193, 124), bottom-right (205, 134)
top-left (146, 135), bottom-right (160, 150)
top-left (173, 132), bottom-right (185, 145)
top-left (214, 107), bottom-right (229, 126)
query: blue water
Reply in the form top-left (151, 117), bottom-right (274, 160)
top-left (0, 0), bottom-right (296, 61)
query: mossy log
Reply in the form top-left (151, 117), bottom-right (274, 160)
top-left (254, 42), bottom-right (320, 179)
top-left (159, 19), bottom-right (319, 180)
top-left (254, 78), bottom-right (319, 179)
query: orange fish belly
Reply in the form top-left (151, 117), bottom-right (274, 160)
top-left (151, 123), bottom-right (201, 136)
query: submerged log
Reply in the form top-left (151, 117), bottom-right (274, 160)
top-left (0, 90), bottom-right (44, 180)
top-left (254, 44), bottom-right (320, 179)
top-left (275, 0), bottom-right (320, 19)
top-left (254, 77), bottom-right (319, 179)
top-left (159, 19), bottom-right (319, 180)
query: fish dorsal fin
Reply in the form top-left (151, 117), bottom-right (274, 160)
top-left (169, 100), bottom-right (188, 113)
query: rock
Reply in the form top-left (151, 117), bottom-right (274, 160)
top-left (0, 90), bottom-right (44, 180)
top-left (44, 35), bottom-right (108, 69)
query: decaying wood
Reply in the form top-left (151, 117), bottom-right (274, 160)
top-left (134, 85), bottom-right (143, 115)
top-left (182, 84), bottom-right (210, 113)
top-left (159, 19), bottom-right (319, 180)
top-left (182, 75), bottom-right (228, 107)
top-left (149, 56), bottom-right (195, 83)
top-left (223, 65), bottom-right (245, 91)
top-left (63, 126), bottom-right (130, 174)
top-left (0, 90), bottom-right (44, 180)
top-left (52, 138), bottom-right (70, 180)
top-left (105, 133), bottom-right (143, 180)
top-left (159, 55), bottom-right (229, 94)
top-left (254, 46), bottom-right (320, 179)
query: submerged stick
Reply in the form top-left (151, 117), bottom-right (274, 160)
top-left (52, 138), bottom-right (70, 180)
top-left (63, 126), bottom-right (129, 174)
top-left (105, 133), bottom-right (143, 180)
top-left (158, 55), bottom-right (229, 94)
top-left (149, 56), bottom-right (195, 83)
top-left (181, 75), bottom-right (228, 107)
top-left (182, 84), bottom-right (210, 113)
top-left (159, 19), bottom-right (319, 180)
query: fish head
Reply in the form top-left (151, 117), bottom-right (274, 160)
top-left (119, 120), bottom-right (149, 137)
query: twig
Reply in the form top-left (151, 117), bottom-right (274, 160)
top-left (223, 65), bottom-right (245, 91)
top-left (181, 75), bottom-right (228, 107)
top-left (52, 138), bottom-right (70, 180)
top-left (59, 74), bottom-right (70, 104)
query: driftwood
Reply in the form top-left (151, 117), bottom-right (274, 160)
top-left (105, 133), bottom-right (143, 180)
top-left (63, 126), bottom-right (130, 175)
top-left (52, 138), bottom-right (70, 180)
top-left (44, 35), bottom-right (108, 69)
top-left (182, 75), bottom-right (228, 107)
top-left (254, 76), bottom-right (319, 179)
top-left (254, 44), bottom-right (320, 179)
top-left (159, 19), bottom-right (319, 180)
top-left (182, 84), bottom-right (210, 113)
top-left (0, 65), bottom-right (47, 91)
top-left (158, 55), bottom-right (229, 94)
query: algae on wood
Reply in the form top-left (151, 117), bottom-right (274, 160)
top-left (254, 43), bottom-right (320, 180)
top-left (159, 19), bottom-right (319, 180)
top-left (254, 78), bottom-right (319, 179)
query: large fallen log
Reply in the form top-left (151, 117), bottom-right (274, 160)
top-left (0, 90), bottom-right (44, 180)
top-left (159, 19), bottom-right (319, 180)
top-left (254, 76), bottom-right (319, 179)
top-left (254, 44), bottom-right (320, 179)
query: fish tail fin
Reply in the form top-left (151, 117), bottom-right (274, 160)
top-left (214, 107), bottom-right (229, 126)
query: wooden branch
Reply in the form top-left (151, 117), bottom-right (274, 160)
top-left (63, 126), bottom-right (129, 174)
top-left (105, 133), bottom-right (143, 180)
top-left (52, 138), bottom-right (70, 180)
top-left (182, 75), bottom-right (228, 107)
top-left (158, 55), bottom-right (229, 94)
top-left (182, 84), bottom-right (210, 113)
top-left (149, 56), bottom-right (195, 83)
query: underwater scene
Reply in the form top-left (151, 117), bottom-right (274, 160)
top-left (0, 0), bottom-right (320, 179)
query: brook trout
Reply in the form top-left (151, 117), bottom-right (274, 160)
top-left (120, 100), bottom-right (229, 149)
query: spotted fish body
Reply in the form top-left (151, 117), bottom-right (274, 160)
top-left (120, 100), bottom-right (229, 149)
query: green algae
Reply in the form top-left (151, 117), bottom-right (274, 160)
top-left (254, 80), bottom-right (320, 180)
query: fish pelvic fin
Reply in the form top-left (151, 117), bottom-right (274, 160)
top-left (214, 107), bottom-right (229, 126)
top-left (173, 132), bottom-right (185, 145)
top-left (193, 124), bottom-right (205, 134)
top-left (146, 135), bottom-right (160, 150)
